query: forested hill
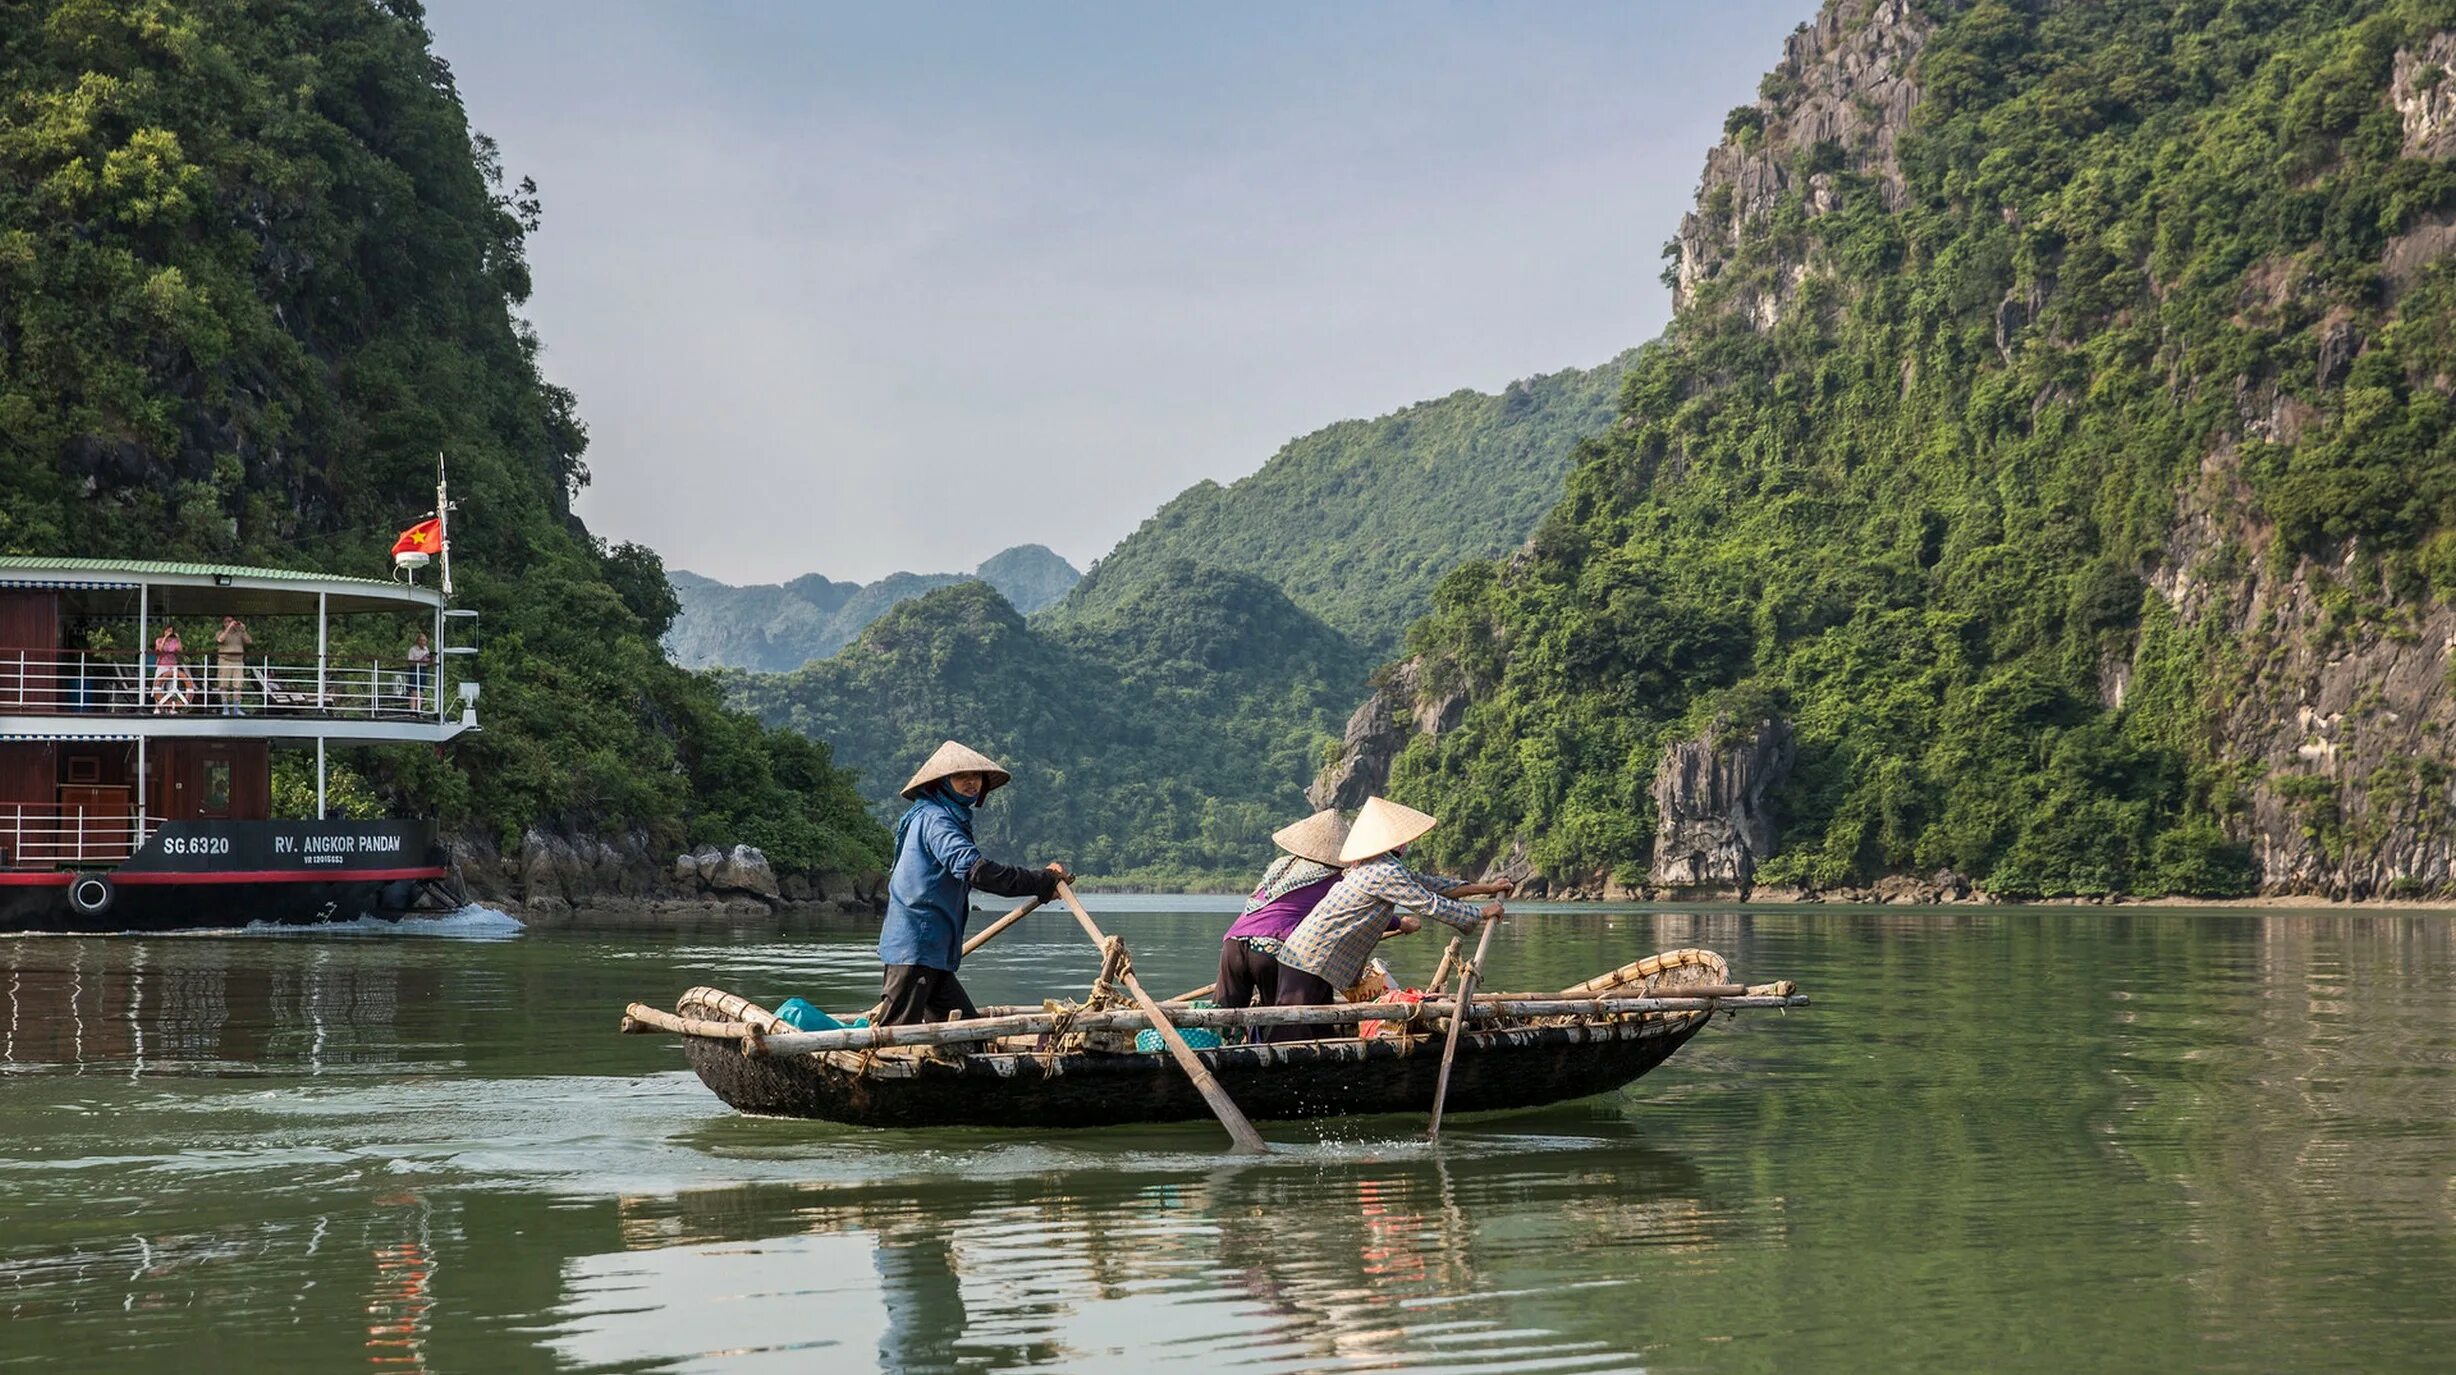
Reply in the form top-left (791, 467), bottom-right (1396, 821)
top-left (0, 0), bottom-right (886, 879)
top-left (731, 333), bottom-right (1636, 882)
top-left (1351, 0), bottom-right (2456, 900)
top-left (1046, 351), bottom-right (1639, 650)
top-left (667, 544), bottom-right (1080, 671)
top-left (730, 568), bottom-right (1371, 885)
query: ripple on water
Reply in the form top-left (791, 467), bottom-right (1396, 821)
top-left (5, 906), bottom-right (2455, 1373)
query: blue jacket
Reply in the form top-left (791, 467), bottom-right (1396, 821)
top-left (880, 790), bottom-right (985, 971)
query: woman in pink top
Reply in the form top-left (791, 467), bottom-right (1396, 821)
top-left (1216, 810), bottom-right (1352, 1012)
top-left (152, 625), bottom-right (195, 711)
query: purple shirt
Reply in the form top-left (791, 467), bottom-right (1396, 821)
top-left (1224, 875), bottom-right (1339, 942)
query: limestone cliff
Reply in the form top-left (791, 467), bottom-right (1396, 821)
top-left (1320, 5), bottom-right (2456, 902)
top-left (1649, 720), bottom-right (1795, 893)
top-left (1671, 0), bottom-right (1932, 328)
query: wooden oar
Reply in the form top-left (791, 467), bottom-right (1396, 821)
top-left (960, 895), bottom-right (1044, 958)
top-left (1426, 912), bottom-right (1499, 1143)
top-left (1055, 881), bottom-right (1270, 1155)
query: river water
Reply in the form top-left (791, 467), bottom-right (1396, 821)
top-left (1, 899), bottom-right (2451, 1373)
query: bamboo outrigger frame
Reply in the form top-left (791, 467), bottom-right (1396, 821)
top-left (624, 947), bottom-right (1808, 1136)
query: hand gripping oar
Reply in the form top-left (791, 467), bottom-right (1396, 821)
top-left (1055, 882), bottom-right (1270, 1155)
top-left (1426, 911), bottom-right (1499, 1143)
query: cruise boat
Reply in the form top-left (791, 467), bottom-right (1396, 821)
top-left (0, 557), bottom-right (477, 933)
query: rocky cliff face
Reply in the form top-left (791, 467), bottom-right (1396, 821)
top-left (2149, 444), bottom-right (2456, 899)
top-left (2112, 29), bottom-right (2456, 900)
top-left (1671, 0), bottom-right (1932, 328)
top-left (1308, 659), bottom-right (1465, 811)
top-left (1316, 8), bottom-right (2456, 902)
top-left (451, 828), bottom-right (881, 919)
top-left (1649, 719), bottom-right (1794, 893)
top-left (2392, 33), bottom-right (2456, 160)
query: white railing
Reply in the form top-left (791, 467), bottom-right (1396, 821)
top-left (0, 648), bottom-right (444, 722)
top-left (0, 803), bottom-right (164, 867)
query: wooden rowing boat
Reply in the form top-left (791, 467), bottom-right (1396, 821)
top-left (627, 948), bottom-right (1807, 1130)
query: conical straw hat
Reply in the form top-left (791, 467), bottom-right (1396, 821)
top-left (900, 740), bottom-right (1012, 799)
top-left (1271, 809), bottom-right (1351, 866)
top-left (1338, 795), bottom-right (1440, 864)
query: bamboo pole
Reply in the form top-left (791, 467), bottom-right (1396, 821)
top-left (1427, 936), bottom-right (1462, 996)
top-left (1163, 982), bottom-right (1216, 1004)
top-left (620, 1004), bottom-right (753, 1038)
top-left (1056, 881), bottom-right (1271, 1155)
top-left (961, 895), bottom-right (1045, 958)
top-left (1427, 915), bottom-right (1499, 1142)
top-left (723, 992), bottom-right (1806, 1056)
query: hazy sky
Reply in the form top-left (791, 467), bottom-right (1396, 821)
top-left (422, 2), bottom-right (1813, 584)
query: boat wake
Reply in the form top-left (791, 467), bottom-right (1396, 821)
top-left (239, 904), bottom-right (525, 940)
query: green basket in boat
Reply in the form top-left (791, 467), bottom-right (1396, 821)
top-left (1136, 1026), bottom-right (1224, 1052)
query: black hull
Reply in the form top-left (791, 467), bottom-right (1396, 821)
top-left (678, 995), bottom-right (1714, 1129)
top-left (0, 875), bottom-right (446, 934)
top-left (1, 819), bottom-right (453, 934)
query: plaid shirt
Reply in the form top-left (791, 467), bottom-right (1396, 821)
top-left (1278, 856), bottom-right (1483, 990)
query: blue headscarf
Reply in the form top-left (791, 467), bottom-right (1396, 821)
top-left (893, 782), bottom-right (977, 855)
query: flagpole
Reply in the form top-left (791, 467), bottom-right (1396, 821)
top-left (436, 451), bottom-right (453, 598)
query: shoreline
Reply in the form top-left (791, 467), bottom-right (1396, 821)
top-left (1071, 882), bottom-right (2456, 912)
top-left (487, 889), bottom-right (2456, 923)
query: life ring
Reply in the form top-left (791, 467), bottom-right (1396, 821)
top-left (67, 873), bottom-right (114, 917)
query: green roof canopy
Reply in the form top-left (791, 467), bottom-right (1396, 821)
top-left (0, 556), bottom-right (444, 617)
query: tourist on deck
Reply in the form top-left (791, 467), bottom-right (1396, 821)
top-left (877, 740), bottom-right (1073, 1027)
top-left (1215, 809), bottom-right (1350, 1013)
top-left (1267, 796), bottom-right (1510, 1043)
top-left (151, 624), bottom-right (194, 711)
top-left (405, 630), bottom-right (433, 713)
top-left (213, 614), bottom-right (252, 714)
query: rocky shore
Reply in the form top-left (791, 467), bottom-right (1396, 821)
top-left (447, 826), bottom-right (883, 923)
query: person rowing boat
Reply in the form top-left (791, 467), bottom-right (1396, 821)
top-left (1267, 796), bottom-right (1510, 1042)
top-left (877, 741), bottom-right (1073, 1027)
top-left (1216, 809), bottom-right (1351, 1013)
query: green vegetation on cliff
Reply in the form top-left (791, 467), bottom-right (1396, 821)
top-left (1048, 352), bottom-right (1638, 650)
top-left (731, 569), bottom-right (1370, 886)
top-left (735, 347), bottom-right (1630, 881)
top-left (1389, 0), bottom-right (2456, 897)
top-left (0, 0), bottom-right (885, 876)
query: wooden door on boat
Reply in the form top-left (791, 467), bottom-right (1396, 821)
top-left (0, 741), bottom-right (58, 865)
top-left (0, 590), bottom-right (59, 712)
top-left (155, 740), bottom-right (270, 824)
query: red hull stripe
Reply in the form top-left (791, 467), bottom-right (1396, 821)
top-left (0, 872), bottom-right (75, 887)
top-left (110, 867), bottom-right (451, 886)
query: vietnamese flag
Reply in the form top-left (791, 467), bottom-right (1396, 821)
top-left (392, 518), bottom-right (443, 557)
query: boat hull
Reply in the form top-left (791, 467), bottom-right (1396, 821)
top-left (0, 819), bottom-right (454, 934)
top-left (678, 997), bottom-right (1714, 1129)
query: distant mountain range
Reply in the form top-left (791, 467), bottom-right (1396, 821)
top-left (728, 564), bottom-right (1371, 884)
top-left (666, 544), bottom-right (1081, 672)
top-left (723, 352), bottom-right (1638, 882)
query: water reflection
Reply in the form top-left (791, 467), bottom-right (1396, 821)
top-left (0, 939), bottom-right (446, 1074)
top-left (586, 1143), bottom-right (1705, 1374)
top-left (1, 908), bottom-right (2452, 1372)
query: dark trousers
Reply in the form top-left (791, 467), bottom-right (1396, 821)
top-left (1262, 965), bottom-right (1343, 1044)
top-left (1215, 938), bottom-right (1282, 1011)
top-left (878, 963), bottom-right (978, 1027)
